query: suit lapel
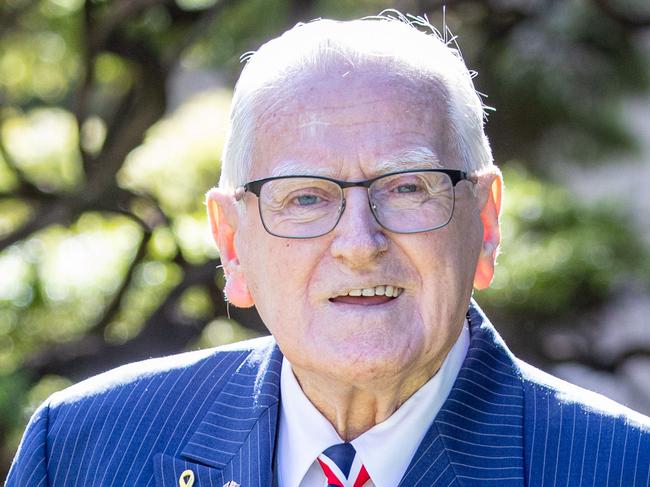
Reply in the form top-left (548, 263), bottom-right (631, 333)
top-left (399, 302), bottom-right (526, 486)
top-left (154, 341), bottom-right (283, 487)
top-left (153, 302), bottom-right (525, 486)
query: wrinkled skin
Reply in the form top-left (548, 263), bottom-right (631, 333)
top-left (207, 65), bottom-right (501, 438)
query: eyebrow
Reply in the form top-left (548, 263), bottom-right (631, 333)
top-left (270, 161), bottom-right (334, 178)
top-left (268, 147), bottom-right (443, 178)
top-left (375, 148), bottom-right (443, 174)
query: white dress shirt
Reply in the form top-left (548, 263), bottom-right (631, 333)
top-left (276, 322), bottom-right (470, 487)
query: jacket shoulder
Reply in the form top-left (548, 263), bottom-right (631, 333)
top-left (517, 359), bottom-right (650, 486)
top-left (49, 335), bottom-right (275, 409)
top-left (518, 358), bottom-right (650, 429)
top-left (6, 336), bottom-right (278, 486)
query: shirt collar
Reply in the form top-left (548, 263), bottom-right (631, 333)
top-left (277, 322), bottom-right (470, 487)
top-left (352, 323), bottom-right (469, 487)
top-left (278, 352), bottom-right (342, 487)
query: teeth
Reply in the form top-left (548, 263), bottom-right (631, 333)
top-left (342, 285), bottom-right (403, 297)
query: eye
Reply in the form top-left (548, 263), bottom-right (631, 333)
top-left (389, 178), bottom-right (426, 195)
top-left (294, 194), bottom-right (321, 206)
top-left (285, 187), bottom-right (334, 208)
top-left (395, 183), bottom-right (419, 194)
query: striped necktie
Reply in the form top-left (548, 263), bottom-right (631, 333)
top-left (317, 443), bottom-right (370, 487)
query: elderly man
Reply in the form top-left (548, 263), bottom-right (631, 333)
top-left (6, 14), bottom-right (650, 487)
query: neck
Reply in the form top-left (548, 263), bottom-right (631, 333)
top-left (291, 363), bottom-right (442, 441)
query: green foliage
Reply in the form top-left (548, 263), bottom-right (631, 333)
top-left (0, 199), bottom-right (32, 239)
top-left (313, 0), bottom-right (394, 18)
top-left (0, 372), bottom-right (30, 463)
top-left (476, 165), bottom-right (649, 320)
top-left (0, 0), bottom-right (83, 105)
top-left (0, 373), bottom-right (29, 434)
top-left (119, 90), bottom-right (230, 215)
top-left (193, 318), bottom-right (260, 350)
top-left (183, 0), bottom-right (293, 77)
top-left (0, 215), bottom-right (143, 369)
top-left (0, 84), bottom-right (232, 373)
top-left (478, 0), bottom-right (649, 165)
top-left (2, 108), bottom-right (83, 191)
top-left (103, 259), bottom-right (183, 345)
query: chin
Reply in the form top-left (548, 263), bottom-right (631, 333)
top-left (315, 341), bottom-right (422, 385)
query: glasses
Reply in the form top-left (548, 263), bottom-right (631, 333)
top-left (237, 169), bottom-right (470, 239)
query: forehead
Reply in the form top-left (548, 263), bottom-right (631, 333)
top-left (249, 66), bottom-right (459, 179)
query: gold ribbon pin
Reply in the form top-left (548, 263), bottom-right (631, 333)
top-left (179, 469), bottom-right (195, 487)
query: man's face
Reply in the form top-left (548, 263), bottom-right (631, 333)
top-left (229, 67), bottom-right (492, 391)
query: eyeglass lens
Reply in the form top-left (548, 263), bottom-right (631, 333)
top-left (257, 171), bottom-right (455, 238)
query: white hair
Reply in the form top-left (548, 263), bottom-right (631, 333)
top-left (218, 12), bottom-right (494, 192)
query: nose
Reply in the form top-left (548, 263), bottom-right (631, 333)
top-left (330, 188), bottom-right (388, 268)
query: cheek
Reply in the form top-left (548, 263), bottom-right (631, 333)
top-left (239, 237), bottom-right (316, 318)
top-left (449, 195), bottom-right (484, 253)
top-left (243, 246), bottom-right (287, 299)
top-left (410, 208), bottom-right (483, 295)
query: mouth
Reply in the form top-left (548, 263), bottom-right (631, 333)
top-left (329, 285), bottom-right (404, 306)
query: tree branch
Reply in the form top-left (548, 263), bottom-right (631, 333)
top-left (88, 0), bottom-right (173, 52)
top-left (592, 0), bottom-right (650, 29)
top-left (162, 0), bottom-right (241, 69)
top-left (83, 32), bottom-right (167, 194)
top-left (0, 34), bottom-right (168, 251)
top-left (0, 186), bottom-right (142, 249)
top-left (86, 227), bottom-right (152, 337)
top-left (23, 258), bottom-right (223, 381)
top-left (72, 0), bottom-right (95, 170)
top-left (0, 1), bottom-right (37, 39)
top-left (0, 200), bottom-right (72, 248)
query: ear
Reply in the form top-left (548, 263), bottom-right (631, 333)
top-left (205, 188), bottom-right (254, 308)
top-left (473, 170), bottom-right (503, 290)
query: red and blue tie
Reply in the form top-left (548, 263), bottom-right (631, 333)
top-left (317, 443), bottom-right (370, 487)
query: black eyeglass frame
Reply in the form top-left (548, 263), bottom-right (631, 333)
top-left (237, 168), bottom-right (471, 239)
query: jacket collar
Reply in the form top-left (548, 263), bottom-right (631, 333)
top-left (155, 300), bottom-right (526, 487)
top-left (398, 301), bottom-right (526, 486)
top-left (154, 339), bottom-right (284, 487)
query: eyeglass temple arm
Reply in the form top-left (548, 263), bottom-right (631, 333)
top-left (234, 187), bottom-right (247, 201)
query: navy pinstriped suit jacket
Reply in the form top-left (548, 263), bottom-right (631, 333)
top-left (6, 302), bottom-right (650, 486)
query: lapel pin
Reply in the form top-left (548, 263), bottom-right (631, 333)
top-left (222, 482), bottom-right (240, 487)
top-left (179, 469), bottom-right (195, 487)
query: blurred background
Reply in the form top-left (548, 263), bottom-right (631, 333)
top-left (1, 0), bottom-right (650, 477)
